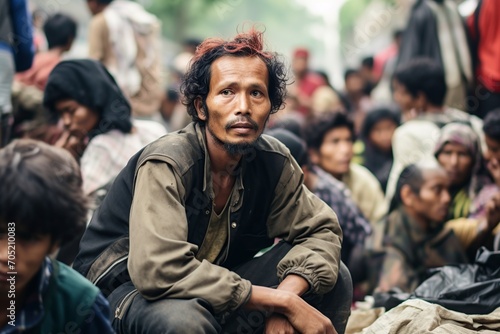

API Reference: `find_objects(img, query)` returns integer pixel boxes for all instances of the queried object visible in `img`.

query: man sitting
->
[74,29,351,334]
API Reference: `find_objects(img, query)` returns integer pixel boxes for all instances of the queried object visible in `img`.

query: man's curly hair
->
[180,28,288,124]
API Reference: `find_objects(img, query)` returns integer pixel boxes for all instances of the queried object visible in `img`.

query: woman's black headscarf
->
[43,59,133,139]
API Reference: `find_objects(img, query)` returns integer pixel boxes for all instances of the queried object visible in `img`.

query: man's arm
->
[128,161,252,316]
[88,14,107,61]
[267,155,343,295]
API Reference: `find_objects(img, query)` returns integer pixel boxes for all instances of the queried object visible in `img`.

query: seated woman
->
[354,106,400,193]
[434,122,492,221]
[43,59,166,197]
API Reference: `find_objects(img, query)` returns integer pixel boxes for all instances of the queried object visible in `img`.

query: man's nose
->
[235,94,251,115]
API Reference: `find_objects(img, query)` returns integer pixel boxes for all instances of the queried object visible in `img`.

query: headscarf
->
[434,122,488,219]
[43,59,133,139]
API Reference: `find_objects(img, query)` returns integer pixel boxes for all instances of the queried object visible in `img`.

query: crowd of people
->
[0,0,500,333]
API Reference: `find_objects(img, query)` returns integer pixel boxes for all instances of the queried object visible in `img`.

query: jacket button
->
[231,222,237,229]
[205,210,210,215]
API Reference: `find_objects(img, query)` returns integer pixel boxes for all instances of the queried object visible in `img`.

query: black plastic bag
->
[374,247,500,314]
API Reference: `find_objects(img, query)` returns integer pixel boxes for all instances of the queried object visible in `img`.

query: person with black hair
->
[16,13,77,90]
[43,59,165,196]
[305,112,386,225]
[385,57,484,206]
[0,139,114,333]
[397,0,473,110]
[484,110,500,187]
[354,106,400,193]
[74,29,349,334]
[268,128,371,269]
[377,162,469,293]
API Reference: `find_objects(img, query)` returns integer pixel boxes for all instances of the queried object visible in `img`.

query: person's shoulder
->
[349,163,378,182]
[48,260,100,303]
[257,133,293,157]
[395,119,440,139]
[89,12,107,30]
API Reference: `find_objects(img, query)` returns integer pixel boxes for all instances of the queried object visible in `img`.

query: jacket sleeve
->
[128,161,252,316]
[267,155,343,295]
[9,0,34,72]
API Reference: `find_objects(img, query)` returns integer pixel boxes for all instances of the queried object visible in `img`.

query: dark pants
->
[108,242,352,334]
[0,113,12,148]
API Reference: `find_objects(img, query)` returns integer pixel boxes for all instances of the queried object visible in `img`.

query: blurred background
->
[26,0,478,89]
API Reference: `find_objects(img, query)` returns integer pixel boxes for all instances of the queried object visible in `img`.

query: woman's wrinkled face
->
[437,142,474,187]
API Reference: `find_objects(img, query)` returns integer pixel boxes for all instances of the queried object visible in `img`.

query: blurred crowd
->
[1,0,500,332]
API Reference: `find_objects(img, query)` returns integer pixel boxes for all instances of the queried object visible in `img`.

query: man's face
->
[485,135,500,163]
[0,230,57,297]
[315,126,353,179]
[345,73,364,96]
[197,56,271,155]
[410,169,451,224]
[292,56,308,77]
[86,0,103,16]
[392,79,419,115]
[437,143,473,187]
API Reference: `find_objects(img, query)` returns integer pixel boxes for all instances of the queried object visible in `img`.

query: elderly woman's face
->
[54,99,99,140]
[437,142,473,187]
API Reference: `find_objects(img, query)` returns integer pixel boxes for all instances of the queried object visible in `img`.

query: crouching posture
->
[74,29,351,334]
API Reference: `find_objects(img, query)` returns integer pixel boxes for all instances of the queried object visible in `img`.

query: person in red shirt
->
[291,48,326,115]
[15,13,77,91]
[468,0,500,119]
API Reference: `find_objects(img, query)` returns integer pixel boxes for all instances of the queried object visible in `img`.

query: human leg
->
[108,281,221,334]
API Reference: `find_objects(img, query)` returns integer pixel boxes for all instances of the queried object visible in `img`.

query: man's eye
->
[251,90,263,97]
[221,89,232,96]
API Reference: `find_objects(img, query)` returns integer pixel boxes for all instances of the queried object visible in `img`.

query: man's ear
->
[194,97,207,121]
[308,149,320,165]
[400,184,416,207]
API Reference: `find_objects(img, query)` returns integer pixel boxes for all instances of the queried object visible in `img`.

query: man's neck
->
[204,128,241,176]
[422,104,445,114]
[403,206,432,233]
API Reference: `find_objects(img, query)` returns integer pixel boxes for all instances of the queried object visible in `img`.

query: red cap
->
[293,48,309,59]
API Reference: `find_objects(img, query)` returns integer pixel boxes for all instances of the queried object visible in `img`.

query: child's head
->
[0,140,88,293]
[361,106,401,153]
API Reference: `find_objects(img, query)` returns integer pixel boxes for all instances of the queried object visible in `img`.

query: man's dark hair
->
[344,69,359,82]
[361,56,374,69]
[0,140,89,243]
[389,164,424,213]
[89,0,114,4]
[393,58,447,106]
[304,112,355,150]
[361,105,401,140]
[43,13,77,49]
[483,109,500,141]
[181,28,288,124]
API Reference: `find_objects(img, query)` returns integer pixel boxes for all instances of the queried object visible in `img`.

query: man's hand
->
[284,293,337,334]
[487,158,500,187]
[265,314,297,334]
[246,286,337,334]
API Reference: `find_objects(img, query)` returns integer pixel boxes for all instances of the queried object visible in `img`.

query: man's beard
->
[203,103,261,156]
[207,124,257,156]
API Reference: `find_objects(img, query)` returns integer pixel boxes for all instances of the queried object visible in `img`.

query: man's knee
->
[122,296,221,334]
